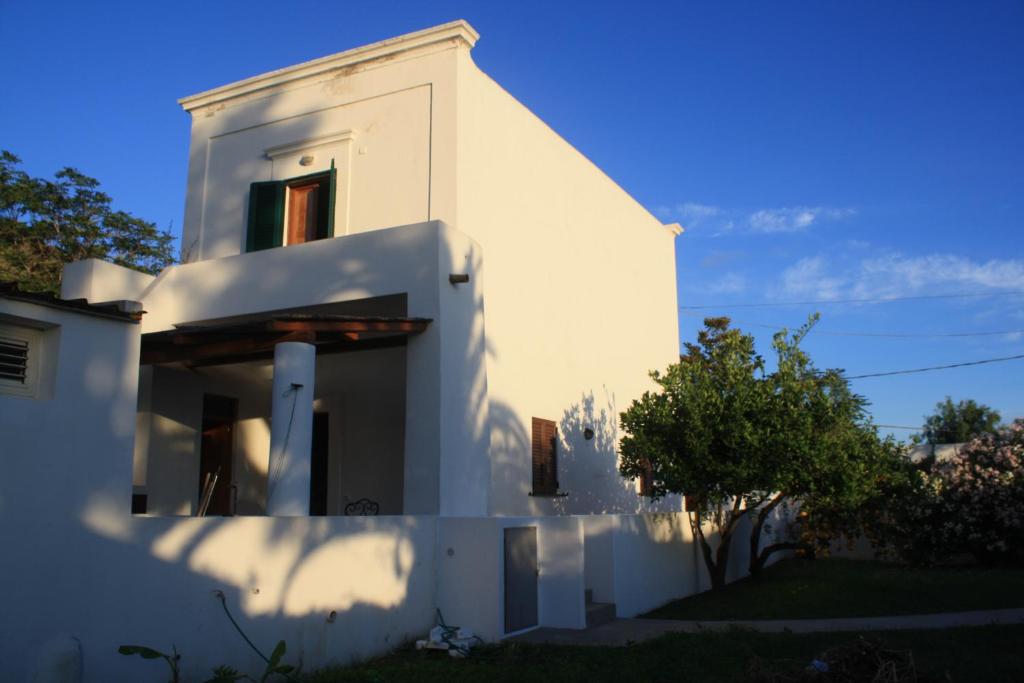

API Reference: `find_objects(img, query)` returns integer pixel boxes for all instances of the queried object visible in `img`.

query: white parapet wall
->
[61,257,157,304]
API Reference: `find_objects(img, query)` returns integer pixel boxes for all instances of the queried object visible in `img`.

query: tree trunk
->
[748,493,787,576]
[689,500,744,591]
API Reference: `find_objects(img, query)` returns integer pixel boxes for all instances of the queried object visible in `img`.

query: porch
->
[134,297,429,517]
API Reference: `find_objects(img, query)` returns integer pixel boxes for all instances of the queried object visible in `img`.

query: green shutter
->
[246,181,284,252]
[322,166,337,239]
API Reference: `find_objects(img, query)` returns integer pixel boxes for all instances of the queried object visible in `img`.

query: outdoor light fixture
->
[584,428,594,440]
[299,154,314,166]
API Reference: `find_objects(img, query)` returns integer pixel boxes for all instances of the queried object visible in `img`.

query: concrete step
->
[586,601,616,628]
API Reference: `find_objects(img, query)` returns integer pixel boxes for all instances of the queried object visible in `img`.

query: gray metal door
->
[504,526,538,633]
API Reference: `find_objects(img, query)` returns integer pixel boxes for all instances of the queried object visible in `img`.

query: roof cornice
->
[179,20,479,113]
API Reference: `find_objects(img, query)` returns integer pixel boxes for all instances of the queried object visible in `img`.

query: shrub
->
[872,419,1023,565]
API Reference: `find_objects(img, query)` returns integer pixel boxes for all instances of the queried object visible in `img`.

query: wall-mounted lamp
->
[449,273,470,285]
[299,154,315,166]
[584,428,594,441]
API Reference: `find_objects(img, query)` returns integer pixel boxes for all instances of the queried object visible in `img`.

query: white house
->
[1,21,768,682]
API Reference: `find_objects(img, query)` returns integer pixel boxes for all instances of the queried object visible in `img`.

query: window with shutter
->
[531,417,559,496]
[246,166,336,252]
[0,323,42,399]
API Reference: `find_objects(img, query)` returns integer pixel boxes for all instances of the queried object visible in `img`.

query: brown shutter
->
[531,417,558,495]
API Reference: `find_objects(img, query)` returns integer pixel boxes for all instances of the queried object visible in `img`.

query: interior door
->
[309,412,329,515]
[504,526,539,633]
[197,394,237,516]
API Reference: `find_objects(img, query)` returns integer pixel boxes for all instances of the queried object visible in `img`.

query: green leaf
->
[268,640,286,668]
[118,645,167,660]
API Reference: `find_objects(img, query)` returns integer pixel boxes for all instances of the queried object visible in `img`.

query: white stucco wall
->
[453,49,682,516]
[62,257,156,303]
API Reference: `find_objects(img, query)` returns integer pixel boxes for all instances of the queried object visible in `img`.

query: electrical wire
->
[680,290,1021,310]
[845,354,1024,379]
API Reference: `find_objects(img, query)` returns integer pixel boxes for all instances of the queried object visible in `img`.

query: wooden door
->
[198,394,237,516]
[504,526,539,633]
[309,412,329,515]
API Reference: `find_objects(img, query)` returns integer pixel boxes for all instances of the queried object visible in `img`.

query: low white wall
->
[611,513,705,617]
[2,512,438,682]
[581,515,616,604]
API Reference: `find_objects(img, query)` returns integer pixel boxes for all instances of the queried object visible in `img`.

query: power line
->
[680,291,1021,310]
[846,354,1024,379]
[679,310,1024,339]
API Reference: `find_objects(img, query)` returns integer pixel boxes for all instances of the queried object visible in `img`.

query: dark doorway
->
[309,412,330,515]
[504,526,539,633]
[197,394,237,516]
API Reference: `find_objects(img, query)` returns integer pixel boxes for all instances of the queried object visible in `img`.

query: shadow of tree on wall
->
[553,391,683,515]
[69,508,436,681]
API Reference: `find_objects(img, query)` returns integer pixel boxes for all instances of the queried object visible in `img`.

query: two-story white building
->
[2,22,756,682]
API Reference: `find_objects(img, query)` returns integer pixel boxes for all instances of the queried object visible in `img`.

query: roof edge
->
[179,20,479,112]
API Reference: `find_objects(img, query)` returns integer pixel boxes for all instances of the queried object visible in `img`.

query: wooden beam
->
[142,330,313,365]
[181,334,408,368]
[268,319,430,334]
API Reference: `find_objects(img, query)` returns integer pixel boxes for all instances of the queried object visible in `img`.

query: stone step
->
[586,601,616,628]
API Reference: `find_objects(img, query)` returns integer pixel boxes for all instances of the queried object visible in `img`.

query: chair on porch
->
[343,498,380,516]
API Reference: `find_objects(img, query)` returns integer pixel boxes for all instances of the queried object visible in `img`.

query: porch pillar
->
[266,341,316,516]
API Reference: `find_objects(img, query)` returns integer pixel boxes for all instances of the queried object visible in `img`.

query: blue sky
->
[2,1,1022,436]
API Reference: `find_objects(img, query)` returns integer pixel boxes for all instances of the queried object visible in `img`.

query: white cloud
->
[779,257,845,300]
[851,253,1024,299]
[662,201,855,235]
[748,206,856,234]
[672,202,722,228]
[706,272,746,294]
[775,251,1024,302]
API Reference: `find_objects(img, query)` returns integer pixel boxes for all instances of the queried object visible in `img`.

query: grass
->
[642,558,1024,621]
[298,625,1024,682]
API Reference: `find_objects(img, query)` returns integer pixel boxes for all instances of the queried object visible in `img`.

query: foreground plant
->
[119,591,296,682]
[118,644,181,683]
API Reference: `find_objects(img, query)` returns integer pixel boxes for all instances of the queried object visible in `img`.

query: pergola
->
[140,314,432,367]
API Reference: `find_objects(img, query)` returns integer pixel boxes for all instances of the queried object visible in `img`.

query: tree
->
[0,150,174,294]
[619,316,891,588]
[619,317,771,589]
[914,397,1001,445]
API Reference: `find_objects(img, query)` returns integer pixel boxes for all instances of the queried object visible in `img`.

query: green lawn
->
[299,626,1024,682]
[642,558,1024,621]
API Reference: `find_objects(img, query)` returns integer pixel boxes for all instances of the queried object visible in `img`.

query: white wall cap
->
[179,20,480,112]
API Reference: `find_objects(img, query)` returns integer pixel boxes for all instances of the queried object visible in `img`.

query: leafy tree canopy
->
[619,315,893,588]
[0,150,174,294]
[915,397,1001,445]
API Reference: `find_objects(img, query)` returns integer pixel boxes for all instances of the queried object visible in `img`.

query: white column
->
[266,341,316,516]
